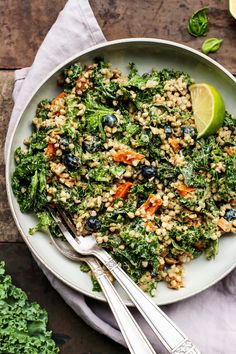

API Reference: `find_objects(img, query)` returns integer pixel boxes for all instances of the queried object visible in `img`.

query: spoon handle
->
[93,248,201,354]
[86,257,156,354]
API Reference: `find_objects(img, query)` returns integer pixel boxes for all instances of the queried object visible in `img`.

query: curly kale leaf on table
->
[0,261,59,354]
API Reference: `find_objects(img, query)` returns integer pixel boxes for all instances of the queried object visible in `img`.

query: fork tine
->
[57,206,78,236]
[48,207,83,254]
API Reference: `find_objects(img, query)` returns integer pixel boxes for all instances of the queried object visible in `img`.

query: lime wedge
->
[189,83,225,138]
[229,0,236,19]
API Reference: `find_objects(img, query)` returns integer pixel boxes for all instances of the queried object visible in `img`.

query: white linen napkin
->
[5,1,236,353]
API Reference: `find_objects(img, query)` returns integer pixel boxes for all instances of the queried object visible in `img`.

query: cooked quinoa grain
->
[12,59,236,295]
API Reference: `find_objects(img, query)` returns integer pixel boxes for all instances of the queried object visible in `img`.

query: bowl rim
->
[5,37,236,305]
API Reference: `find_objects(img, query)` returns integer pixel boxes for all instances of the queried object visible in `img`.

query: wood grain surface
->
[0,0,67,69]
[1,0,236,72]
[0,71,20,242]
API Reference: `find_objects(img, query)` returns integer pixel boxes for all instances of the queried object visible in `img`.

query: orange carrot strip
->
[224,147,234,155]
[141,194,162,215]
[217,217,232,232]
[230,199,236,205]
[112,149,144,165]
[168,137,180,152]
[46,143,56,155]
[114,182,133,199]
[176,184,195,197]
[51,92,67,105]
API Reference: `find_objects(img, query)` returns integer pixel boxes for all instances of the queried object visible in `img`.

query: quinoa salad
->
[12,59,236,295]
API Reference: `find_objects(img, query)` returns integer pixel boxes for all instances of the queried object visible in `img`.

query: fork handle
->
[92,249,201,354]
[85,257,156,354]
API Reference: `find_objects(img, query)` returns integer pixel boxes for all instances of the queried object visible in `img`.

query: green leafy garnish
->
[201,37,223,54]
[84,94,115,140]
[187,6,209,37]
[29,210,54,235]
[12,151,50,213]
[62,62,82,91]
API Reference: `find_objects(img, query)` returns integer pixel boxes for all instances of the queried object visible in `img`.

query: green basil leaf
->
[187,6,209,37]
[201,37,223,54]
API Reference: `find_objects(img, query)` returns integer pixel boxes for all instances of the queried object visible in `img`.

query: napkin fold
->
[5,1,236,353]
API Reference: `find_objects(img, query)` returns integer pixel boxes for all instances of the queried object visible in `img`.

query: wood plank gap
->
[0,67,22,71]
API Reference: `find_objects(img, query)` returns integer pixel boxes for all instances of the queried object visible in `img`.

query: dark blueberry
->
[141,166,157,179]
[164,126,172,136]
[64,153,80,170]
[102,114,118,127]
[60,137,70,149]
[82,141,91,152]
[86,216,100,232]
[181,126,195,137]
[82,136,101,152]
[224,209,236,221]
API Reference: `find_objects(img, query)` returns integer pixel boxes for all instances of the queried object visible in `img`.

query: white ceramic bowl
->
[6,38,236,305]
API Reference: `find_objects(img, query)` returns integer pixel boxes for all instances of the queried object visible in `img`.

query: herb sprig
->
[201,37,223,54]
[188,6,209,37]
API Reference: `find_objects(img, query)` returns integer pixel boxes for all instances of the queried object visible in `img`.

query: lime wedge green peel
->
[229,0,236,19]
[189,83,225,138]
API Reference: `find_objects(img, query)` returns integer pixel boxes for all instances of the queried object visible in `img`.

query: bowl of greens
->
[6,38,236,305]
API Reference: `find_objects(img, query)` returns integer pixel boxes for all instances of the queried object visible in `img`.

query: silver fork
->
[49,234,156,354]
[50,207,201,354]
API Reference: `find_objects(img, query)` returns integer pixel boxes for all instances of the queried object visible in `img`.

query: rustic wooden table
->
[0,0,235,353]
